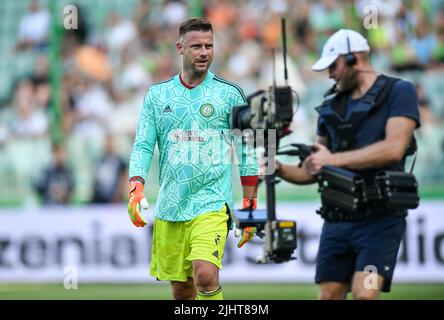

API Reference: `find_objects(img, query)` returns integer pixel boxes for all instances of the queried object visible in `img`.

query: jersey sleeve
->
[129,89,158,180]
[231,89,259,177]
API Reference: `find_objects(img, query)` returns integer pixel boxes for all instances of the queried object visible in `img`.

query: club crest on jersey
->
[200,104,214,117]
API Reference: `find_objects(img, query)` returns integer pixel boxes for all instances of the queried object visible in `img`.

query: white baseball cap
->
[312,29,370,71]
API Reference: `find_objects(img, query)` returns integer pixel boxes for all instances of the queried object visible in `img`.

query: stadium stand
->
[0,0,443,206]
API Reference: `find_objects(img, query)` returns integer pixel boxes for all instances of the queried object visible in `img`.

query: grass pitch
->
[0,283,443,300]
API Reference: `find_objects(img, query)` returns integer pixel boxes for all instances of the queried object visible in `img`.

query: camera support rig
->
[231,18,315,263]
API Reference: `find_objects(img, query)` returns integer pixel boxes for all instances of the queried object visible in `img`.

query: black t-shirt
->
[35,165,74,204]
[92,154,126,203]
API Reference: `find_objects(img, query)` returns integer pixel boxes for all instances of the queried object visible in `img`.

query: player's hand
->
[235,226,256,248]
[235,197,258,248]
[128,181,149,227]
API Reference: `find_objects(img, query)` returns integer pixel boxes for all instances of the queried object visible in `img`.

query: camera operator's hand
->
[259,160,281,181]
[306,143,336,175]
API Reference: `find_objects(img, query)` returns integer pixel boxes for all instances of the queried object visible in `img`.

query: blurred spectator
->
[309,0,345,33]
[32,55,49,84]
[395,2,417,37]
[105,12,138,52]
[91,134,127,203]
[35,144,74,204]
[416,83,435,122]
[161,0,187,27]
[134,0,155,48]
[116,48,151,92]
[109,89,142,140]
[15,0,49,51]
[433,29,444,64]
[31,55,51,110]
[75,46,113,82]
[409,16,438,65]
[10,96,48,138]
[292,1,311,47]
[432,9,444,65]
[206,0,237,31]
[262,13,282,49]
[390,29,421,72]
[71,76,114,136]
[10,78,48,138]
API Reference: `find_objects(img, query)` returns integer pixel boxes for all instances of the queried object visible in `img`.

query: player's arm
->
[127,89,158,227]
[237,174,259,248]
[241,176,258,208]
[231,87,260,247]
[235,105,259,208]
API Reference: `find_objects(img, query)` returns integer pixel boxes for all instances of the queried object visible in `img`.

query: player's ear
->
[176,42,183,55]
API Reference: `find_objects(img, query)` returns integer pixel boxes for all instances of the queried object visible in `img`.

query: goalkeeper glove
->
[128,180,149,227]
[235,197,258,248]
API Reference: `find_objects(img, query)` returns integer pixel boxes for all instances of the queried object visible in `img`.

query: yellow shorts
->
[149,205,229,282]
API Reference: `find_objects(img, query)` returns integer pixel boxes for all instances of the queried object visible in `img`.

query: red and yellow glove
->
[128,178,149,227]
[235,197,258,248]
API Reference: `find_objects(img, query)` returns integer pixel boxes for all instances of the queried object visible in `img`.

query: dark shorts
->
[315,216,406,292]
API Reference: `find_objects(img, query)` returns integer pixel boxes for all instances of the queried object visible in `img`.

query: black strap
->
[345,75,397,131]
[409,151,418,173]
[316,75,400,151]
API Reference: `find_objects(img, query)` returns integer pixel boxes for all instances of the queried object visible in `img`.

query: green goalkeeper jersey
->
[129,71,258,221]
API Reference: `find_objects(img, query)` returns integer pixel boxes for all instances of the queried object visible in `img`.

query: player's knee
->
[352,289,379,300]
[194,268,218,291]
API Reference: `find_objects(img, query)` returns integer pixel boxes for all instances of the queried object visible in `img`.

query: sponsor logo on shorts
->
[212,250,219,259]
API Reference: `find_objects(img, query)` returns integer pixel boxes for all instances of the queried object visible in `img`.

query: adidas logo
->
[163,105,172,113]
[212,250,219,259]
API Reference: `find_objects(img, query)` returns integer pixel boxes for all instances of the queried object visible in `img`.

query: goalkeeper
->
[128,18,258,300]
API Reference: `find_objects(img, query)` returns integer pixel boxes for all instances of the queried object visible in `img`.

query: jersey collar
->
[176,71,214,90]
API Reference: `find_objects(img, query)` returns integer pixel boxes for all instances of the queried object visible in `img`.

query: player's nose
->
[199,48,208,57]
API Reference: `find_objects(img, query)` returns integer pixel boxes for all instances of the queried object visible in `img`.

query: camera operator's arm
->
[306,116,417,174]
[277,136,328,184]
[277,162,315,184]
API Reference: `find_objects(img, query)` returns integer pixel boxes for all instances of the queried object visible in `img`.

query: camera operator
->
[275,29,420,300]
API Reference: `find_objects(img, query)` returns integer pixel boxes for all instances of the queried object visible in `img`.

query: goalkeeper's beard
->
[185,60,210,78]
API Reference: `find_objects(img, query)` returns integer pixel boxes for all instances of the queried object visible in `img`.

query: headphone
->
[344,31,357,66]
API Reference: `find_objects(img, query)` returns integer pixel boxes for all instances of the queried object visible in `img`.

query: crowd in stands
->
[1,0,443,206]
